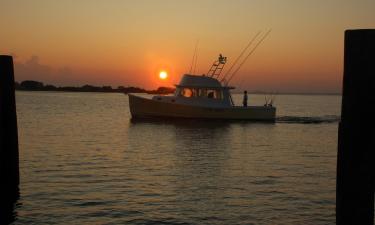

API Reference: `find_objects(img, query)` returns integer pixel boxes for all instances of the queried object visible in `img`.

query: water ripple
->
[13,92,339,225]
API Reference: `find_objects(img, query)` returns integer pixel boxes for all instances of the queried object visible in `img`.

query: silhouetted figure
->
[243,91,248,107]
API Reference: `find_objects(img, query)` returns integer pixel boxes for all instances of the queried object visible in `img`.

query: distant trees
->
[80,85,101,92]
[14,80,175,94]
[19,80,44,90]
[44,84,57,91]
[147,87,175,94]
[101,86,112,91]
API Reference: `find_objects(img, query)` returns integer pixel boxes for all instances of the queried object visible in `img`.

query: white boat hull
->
[129,94,276,121]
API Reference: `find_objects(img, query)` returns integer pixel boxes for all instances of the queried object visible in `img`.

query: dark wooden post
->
[337,30,375,225]
[0,55,20,199]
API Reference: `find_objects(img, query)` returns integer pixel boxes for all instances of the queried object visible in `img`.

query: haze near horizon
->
[1,0,374,93]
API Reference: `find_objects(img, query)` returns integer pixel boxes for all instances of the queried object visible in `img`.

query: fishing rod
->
[264,92,277,106]
[193,40,199,74]
[221,31,261,83]
[189,39,199,74]
[226,29,272,85]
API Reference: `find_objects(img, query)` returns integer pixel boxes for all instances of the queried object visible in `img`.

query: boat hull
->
[128,94,276,121]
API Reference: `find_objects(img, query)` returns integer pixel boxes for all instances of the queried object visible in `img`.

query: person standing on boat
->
[243,91,248,107]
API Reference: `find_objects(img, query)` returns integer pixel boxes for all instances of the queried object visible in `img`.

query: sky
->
[1,0,374,93]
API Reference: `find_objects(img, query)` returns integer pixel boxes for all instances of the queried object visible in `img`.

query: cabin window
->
[198,89,206,97]
[175,87,223,99]
[175,88,182,96]
[175,88,188,97]
[216,90,223,99]
[191,88,198,97]
[175,88,196,97]
[206,89,223,99]
[181,88,193,97]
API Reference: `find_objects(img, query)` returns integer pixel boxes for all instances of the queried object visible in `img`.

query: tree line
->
[15,80,175,94]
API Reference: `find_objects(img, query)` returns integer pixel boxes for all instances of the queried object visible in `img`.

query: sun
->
[159,71,168,80]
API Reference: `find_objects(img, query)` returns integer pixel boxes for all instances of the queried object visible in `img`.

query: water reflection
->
[128,118,236,220]
[170,123,233,216]
[13,92,340,224]
[127,119,282,222]
[130,117,274,127]
[130,117,231,127]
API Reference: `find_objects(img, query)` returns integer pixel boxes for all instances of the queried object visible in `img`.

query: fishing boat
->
[129,52,276,121]
[128,78,275,121]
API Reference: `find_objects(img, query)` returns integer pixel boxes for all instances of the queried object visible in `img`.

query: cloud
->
[12,55,126,87]
[14,55,53,83]
[13,55,81,86]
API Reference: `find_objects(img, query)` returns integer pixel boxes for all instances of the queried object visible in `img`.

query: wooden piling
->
[0,55,20,199]
[337,30,375,225]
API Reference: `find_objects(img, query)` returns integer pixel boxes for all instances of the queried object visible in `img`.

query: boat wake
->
[276,115,340,124]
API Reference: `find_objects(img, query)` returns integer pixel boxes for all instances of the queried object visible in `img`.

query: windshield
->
[175,87,223,99]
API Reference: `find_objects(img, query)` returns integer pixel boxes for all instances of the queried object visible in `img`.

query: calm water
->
[12,91,340,224]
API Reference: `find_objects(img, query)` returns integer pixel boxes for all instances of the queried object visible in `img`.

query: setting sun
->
[159,71,168,80]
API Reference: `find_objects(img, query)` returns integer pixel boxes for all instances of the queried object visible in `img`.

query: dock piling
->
[0,55,20,203]
[337,30,375,225]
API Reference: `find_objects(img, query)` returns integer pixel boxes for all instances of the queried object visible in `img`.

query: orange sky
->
[1,0,374,93]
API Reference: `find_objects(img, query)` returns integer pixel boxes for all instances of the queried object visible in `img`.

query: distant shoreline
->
[16,89,341,96]
[15,80,175,95]
[15,80,341,96]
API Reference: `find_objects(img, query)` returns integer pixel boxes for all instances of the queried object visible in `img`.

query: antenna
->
[221,31,261,83]
[189,39,199,74]
[226,29,272,85]
[193,40,199,74]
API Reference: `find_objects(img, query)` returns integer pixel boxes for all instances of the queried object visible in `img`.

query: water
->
[12,91,340,224]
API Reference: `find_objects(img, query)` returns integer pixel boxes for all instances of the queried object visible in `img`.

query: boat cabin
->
[152,74,235,108]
